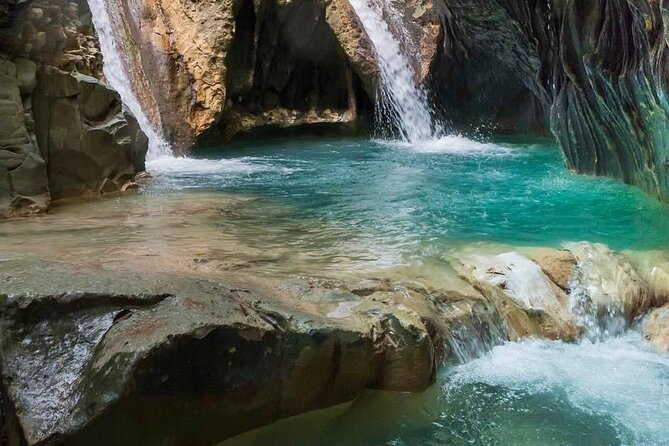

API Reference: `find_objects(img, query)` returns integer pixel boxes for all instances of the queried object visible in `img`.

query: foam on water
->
[449,332,669,444]
[382,135,515,155]
[147,156,284,176]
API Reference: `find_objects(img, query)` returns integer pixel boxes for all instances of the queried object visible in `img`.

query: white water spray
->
[348,0,438,142]
[87,0,172,160]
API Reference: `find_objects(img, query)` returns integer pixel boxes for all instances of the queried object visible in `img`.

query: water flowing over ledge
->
[86,0,172,160]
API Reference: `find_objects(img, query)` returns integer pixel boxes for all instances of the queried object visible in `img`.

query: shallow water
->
[145,136,669,446]
[148,135,669,260]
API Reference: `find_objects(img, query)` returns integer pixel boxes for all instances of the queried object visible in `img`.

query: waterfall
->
[87,0,172,160]
[348,0,439,142]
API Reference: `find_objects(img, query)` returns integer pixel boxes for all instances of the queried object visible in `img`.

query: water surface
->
[148,135,669,259]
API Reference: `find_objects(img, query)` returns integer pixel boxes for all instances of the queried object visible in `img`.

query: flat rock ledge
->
[0,261,502,446]
[2,241,668,445]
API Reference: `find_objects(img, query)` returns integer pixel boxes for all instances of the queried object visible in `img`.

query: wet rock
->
[623,250,669,307]
[31,66,148,199]
[0,261,495,445]
[530,248,577,291]
[566,242,656,324]
[455,251,579,341]
[644,303,669,351]
[434,0,669,200]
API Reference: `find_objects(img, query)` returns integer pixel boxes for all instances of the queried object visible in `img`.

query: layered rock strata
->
[434,0,669,200]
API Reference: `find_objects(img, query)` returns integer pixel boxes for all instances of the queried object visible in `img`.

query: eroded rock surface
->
[0,0,148,215]
[0,58,49,217]
[455,251,579,340]
[434,0,669,200]
[454,243,668,342]
[0,261,503,445]
[32,66,147,199]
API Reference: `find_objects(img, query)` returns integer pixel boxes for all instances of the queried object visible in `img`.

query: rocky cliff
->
[433,0,669,200]
[0,0,147,217]
[98,0,669,200]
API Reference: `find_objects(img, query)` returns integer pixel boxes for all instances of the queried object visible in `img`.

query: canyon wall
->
[0,0,147,217]
[99,0,669,200]
[2,0,669,201]
[433,0,669,200]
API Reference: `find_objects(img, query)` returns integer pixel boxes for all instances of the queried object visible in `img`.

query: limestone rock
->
[434,0,669,200]
[530,248,577,291]
[0,264,505,445]
[32,66,147,199]
[566,242,655,324]
[644,303,669,351]
[0,0,103,77]
[455,251,579,341]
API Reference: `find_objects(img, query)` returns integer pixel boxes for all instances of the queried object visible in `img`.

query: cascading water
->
[348,0,439,142]
[86,0,172,160]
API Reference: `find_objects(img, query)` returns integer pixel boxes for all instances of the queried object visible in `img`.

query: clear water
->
[145,136,669,445]
[147,136,669,257]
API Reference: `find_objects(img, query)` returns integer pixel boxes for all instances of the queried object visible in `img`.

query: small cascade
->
[443,303,509,364]
[568,267,626,342]
[87,0,172,160]
[348,0,438,142]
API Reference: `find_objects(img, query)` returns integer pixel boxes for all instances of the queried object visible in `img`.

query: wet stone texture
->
[0,260,501,446]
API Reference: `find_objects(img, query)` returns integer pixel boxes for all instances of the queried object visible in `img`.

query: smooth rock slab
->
[0,262,500,445]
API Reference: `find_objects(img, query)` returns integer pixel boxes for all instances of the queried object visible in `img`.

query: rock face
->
[0,262,504,445]
[0,0,102,77]
[102,0,443,151]
[433,0,669,200]
[0,0,148,216]
[0,58,49,217]
[32,66,147,199]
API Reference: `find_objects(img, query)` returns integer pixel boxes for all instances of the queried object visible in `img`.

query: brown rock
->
[531,248,577,290]
[644,304,669,351]
[454,251,580,341]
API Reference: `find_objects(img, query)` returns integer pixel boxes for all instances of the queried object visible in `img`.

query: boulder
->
[454,251,579,341]
[644,303,669,351]
[31,66,147,199]
[0,260,507,445]
[0,58,50,217]
[566,242,655,325]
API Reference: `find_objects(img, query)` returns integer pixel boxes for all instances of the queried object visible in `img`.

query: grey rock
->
[32,66,148,199]
[0,58,50,217]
